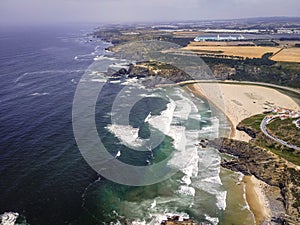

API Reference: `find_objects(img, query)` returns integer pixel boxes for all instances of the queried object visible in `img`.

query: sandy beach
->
[243,175,271,225]
[190,82,300,142]
[189,82,300,224]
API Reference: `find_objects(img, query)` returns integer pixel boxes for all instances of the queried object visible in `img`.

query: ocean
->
[0,25,254,225]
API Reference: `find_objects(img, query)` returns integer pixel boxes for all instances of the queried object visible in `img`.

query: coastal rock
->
[210,138,300,224]
[236,126,257,138]
[160,216,198,225]
[112,68,128,76]
[128,62,194,84]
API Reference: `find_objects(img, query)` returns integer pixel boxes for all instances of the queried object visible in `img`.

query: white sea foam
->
[107,124,145,148]
[173,99,192,120]
[242,182,253,213]
[146,100,176,135]
[30,92,50,96]
[106,85,226,219]
[90,78,108,83]
[115,150,121,158]
[71,79,77,84]
[93,55,128,62]
[188,113,202,121]
[177,185,196,196]
[108,63,129,71]
[108,80,121,84]
[93,55,118,61]
[15,70,84,83]
[131,212,190,225]
[195,148,226,211]
[216,191,227,210]
[139,93,159,98]
[121,78,146,87]
[198,117,219,139]
[132,220,146,225]
[150,200,156,209]
[0,212,19,225]
[205,214,219,225]
[202,175,222,185]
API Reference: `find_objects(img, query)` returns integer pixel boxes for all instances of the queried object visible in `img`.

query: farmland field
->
[183,45,280,58]
[271,48,300,63]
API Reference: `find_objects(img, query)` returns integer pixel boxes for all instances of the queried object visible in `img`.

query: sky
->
[0,0,299,25]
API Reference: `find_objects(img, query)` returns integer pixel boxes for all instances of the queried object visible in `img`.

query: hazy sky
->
[0,0,299,25]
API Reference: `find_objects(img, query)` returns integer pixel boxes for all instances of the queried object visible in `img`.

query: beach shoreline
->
[187,81,300,224]
[243,175,271,225]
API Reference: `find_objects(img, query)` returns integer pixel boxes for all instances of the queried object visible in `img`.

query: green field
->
[238,114,300,165]
[267,118,300,147]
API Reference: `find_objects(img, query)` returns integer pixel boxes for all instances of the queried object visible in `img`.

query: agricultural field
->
[183,45,280,59]
[188,41,255,46]
[271,48,300,63]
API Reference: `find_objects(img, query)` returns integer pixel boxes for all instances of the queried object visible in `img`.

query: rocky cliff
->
[210,138,300,224]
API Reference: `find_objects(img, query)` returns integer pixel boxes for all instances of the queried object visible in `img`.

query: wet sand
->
[188,82,298,224]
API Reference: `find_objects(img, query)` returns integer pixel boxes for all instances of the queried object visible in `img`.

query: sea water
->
[0,25,254,225]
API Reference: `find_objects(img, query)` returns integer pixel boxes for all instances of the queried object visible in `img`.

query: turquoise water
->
[75,63,255,224]
[0,26,255,225]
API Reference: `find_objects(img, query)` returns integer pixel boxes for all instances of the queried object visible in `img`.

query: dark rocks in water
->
[195,139,209,148]
[108,77,121,82]
[106,67,118,76]
[160,215,198,225]
[112,68,128,77]
[127,63,134,74]
[127,74,147,79]
[136,74,147,79]
[118,68,128,75]
[127,74,137,78]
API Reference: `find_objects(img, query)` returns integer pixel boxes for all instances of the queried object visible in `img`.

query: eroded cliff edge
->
[209,121,300,224]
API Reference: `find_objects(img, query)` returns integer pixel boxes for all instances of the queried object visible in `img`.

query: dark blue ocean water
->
[0,25,111,225]
[0,25,255,225]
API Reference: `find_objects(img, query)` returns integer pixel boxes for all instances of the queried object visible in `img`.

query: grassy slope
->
[238,114,300,166]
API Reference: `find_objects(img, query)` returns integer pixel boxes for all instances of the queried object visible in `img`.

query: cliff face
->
[236,126,257,138]
[211,138,300,224]
[130,62,193,83]
[216,139,285,186]
[110,61,195,87]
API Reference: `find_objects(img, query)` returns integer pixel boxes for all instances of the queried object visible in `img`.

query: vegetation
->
[238,114,300,165]
[94,27,300,88]
[203,55,300,87]
[238,114,265,131]
[287,168,300,209]
[253,40,279,47]
[267,118,300,147]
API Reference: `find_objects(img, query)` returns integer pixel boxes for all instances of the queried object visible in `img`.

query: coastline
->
[242,175,271,225]
[187,82,300,224]
[188,82,300,141]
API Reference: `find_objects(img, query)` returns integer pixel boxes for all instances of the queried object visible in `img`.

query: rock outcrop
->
[210,138,300,224]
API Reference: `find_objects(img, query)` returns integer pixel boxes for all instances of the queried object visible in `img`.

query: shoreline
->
[242,175,271,225]
[188,82,300,141]
[187,81,300,224]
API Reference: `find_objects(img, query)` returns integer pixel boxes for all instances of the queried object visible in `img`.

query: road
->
[260,117,300,151]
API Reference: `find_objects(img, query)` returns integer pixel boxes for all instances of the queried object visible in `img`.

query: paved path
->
[260,117,300,151]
